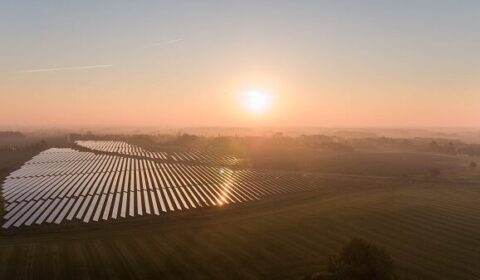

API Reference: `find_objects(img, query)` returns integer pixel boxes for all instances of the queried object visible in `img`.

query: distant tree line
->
[0,140,48,152]
[75,132,480,157]
[71,133,355,155]
[71,133,480,174]
[0,131,25,139]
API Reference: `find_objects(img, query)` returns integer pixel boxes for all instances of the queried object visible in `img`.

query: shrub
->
[327,238,396,280]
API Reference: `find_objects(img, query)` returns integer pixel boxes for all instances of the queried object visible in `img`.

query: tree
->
[303,272,328,280]
[327,238,396,280]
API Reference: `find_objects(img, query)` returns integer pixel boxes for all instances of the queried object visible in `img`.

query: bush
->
[327,238,396,280]
[470,162,477,169]
[303,272,328,280]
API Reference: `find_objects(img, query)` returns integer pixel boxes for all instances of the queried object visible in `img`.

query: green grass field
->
[1,173,479,279]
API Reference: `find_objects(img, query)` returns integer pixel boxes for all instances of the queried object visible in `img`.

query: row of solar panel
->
[75,140,240,165]
[10,154,163,178]
[4,172,313,229]
[25,148,99,165]
[9,151,243,179]
[2,148,315,228]
[3,162,279,205]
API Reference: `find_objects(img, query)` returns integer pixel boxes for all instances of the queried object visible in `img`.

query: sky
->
[1,0,479,128]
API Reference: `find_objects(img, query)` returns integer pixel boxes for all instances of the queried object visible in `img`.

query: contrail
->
[140,38,184,49]
[19,38,183,73]
[22,64,113,73]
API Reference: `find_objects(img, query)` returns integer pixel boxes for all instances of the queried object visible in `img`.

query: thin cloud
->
[22,64,113,73]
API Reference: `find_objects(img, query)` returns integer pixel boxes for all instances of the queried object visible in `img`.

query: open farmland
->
[1,175,480,279]
[1,141,480,279]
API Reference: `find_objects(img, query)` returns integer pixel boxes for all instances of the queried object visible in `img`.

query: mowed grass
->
[1,175,480,280]
[250,151,470,177]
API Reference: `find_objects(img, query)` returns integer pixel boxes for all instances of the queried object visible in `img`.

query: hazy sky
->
[1,0,479,128]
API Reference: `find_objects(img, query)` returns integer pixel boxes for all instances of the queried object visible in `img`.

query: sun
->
[243,90,272,114]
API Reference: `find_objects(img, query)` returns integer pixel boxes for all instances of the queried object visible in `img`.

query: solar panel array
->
[2,147,316,229]
[76,140,240,165]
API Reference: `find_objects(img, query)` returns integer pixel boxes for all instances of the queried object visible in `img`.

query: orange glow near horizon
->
[1,2,480,128]
[1,76,479,128]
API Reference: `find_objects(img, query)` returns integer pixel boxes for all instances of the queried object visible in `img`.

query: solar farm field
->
[2,145,314,229]
[1,141,480,279]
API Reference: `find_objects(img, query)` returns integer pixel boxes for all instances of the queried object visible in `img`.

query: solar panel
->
[55,198,75,224]
[93,194,106,221]
[111,192,121,219]
[2,142,313,228]
[102,194,114,220]
[36,198,60,225]
[83,195,99,223]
